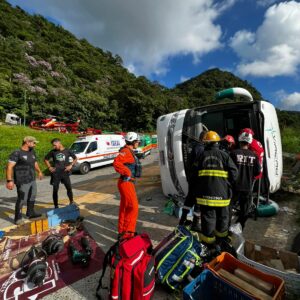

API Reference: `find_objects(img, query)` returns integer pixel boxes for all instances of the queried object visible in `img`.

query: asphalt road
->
[0,149,177,299]
[0,150,159,229]
[1,149,299,299]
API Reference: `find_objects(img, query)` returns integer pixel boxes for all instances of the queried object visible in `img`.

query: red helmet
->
[223,135,235,144]
[240,128,254,136]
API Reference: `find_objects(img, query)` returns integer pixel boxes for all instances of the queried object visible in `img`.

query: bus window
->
[201,111,224,136]
[224,110,252,141]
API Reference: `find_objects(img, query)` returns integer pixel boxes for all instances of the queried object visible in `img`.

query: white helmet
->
[238,131,253,144]
[125,132,140,143]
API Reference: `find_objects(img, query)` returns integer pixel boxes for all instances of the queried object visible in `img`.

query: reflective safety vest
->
[113,146,142,181]
[125,154,142,178]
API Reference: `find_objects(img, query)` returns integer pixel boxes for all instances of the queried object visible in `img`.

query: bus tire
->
[80,162,90,175]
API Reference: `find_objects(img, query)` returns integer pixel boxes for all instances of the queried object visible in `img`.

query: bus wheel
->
[80,162,90,175]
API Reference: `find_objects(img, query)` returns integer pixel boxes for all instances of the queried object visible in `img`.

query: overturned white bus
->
[157,87,282,200]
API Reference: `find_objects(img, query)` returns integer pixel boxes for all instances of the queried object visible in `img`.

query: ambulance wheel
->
[80,162,90,175]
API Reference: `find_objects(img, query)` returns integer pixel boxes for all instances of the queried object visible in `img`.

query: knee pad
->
[42,234,64,255]
[21,246,48,287]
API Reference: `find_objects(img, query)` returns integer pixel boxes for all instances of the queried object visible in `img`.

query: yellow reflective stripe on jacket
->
[198,170,228,178]
[215,230,229,238]
[196,198,230,207]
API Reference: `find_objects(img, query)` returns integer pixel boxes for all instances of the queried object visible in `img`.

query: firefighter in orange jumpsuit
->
[113,132,142,235]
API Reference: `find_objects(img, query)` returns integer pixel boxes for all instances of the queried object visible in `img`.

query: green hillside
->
[0,0,267,132]
[0,125,76,178]
[173,68,262,108]
[0,0,299,156]
[0,0,175,131]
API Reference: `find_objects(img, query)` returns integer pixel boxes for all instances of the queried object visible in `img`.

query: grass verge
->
[0,125,76,180]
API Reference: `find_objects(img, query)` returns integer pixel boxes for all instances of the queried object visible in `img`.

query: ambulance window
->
[86,141,97,153]
[70,142,88,154]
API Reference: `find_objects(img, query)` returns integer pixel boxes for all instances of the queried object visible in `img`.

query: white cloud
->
[230,1,300,77]
[126,64,136,75]
[8,0,236,76]
[180,76,190,83]
[276,90,300,111]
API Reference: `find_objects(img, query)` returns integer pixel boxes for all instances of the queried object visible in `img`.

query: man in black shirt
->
[6,136,43,225]
[44,138,77,208]
[230,131,260,229]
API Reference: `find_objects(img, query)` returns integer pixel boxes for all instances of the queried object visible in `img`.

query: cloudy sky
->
[8,0,300,111]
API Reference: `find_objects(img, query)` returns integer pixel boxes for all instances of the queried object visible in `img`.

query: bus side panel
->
[157,110,188,198]
[260,101,282,193]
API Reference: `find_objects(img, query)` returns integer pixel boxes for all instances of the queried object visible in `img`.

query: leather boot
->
[26,202,42,219]
[191,216,201,232]
[179,208,189,225]
[14,205,23,225]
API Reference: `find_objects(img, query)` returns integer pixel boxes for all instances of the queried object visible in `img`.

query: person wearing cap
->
[220,135,235,153]
[44,138,78,208]
[193,131,238,248]
[6,136,43,225]
[230,131,260,229]
[240,128,264,179]
[113,132,142,235]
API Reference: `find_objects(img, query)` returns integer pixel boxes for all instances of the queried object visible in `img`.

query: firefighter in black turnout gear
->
[194,131,238,247]
[179,130,207,231]
[230,131,260,230]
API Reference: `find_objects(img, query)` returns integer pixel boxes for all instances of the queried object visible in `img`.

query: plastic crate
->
[235,234,300,298]
[183,269,253,300]
[47,204,80,227]
[208,252,285,300]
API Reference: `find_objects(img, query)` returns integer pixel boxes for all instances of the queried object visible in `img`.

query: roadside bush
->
[281,127,300,154]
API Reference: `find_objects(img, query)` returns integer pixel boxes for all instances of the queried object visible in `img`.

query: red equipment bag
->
[96,233,155,300]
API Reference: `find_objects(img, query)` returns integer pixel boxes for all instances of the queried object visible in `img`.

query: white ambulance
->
[157,87,282,199]
[70,134,126,174]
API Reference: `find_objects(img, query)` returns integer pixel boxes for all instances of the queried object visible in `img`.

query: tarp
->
[0,229,104,300]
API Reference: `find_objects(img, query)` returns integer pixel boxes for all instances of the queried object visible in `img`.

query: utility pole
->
[23,90,26,126]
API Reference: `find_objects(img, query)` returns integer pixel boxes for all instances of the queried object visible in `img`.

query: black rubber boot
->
[216,235,237,257]
[26,202,42,219]
[14,209,23,225]
[179,208,189,225]
[191,216,201,232]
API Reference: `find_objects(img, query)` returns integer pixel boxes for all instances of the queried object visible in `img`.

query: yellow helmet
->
[203,131,221,142]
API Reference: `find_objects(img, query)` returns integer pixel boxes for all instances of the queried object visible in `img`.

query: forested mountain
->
[0,0,174,131]
[174,68,262,108]
[0,0,291,132]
